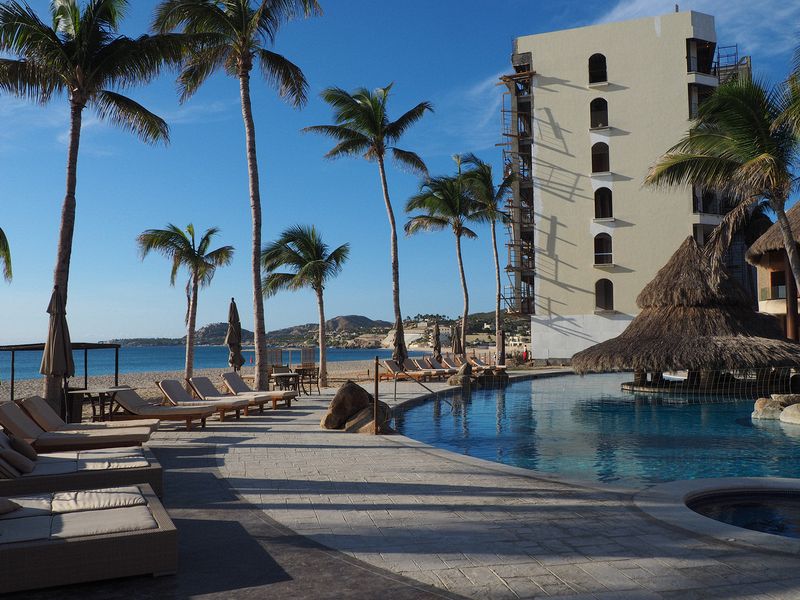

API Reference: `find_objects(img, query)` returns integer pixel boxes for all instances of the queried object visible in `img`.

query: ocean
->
[0,346,424,382]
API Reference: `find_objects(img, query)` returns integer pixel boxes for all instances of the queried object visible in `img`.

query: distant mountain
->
[104,315,391,347]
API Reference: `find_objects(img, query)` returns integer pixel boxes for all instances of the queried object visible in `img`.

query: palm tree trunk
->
[773,202,800,324]
[490,220,503,364]
[44,100,83,404]
[185,275,199,390]
[316,288,327,388]
[377,156,404,344]
[238,70,268,391]
[455,233,469,355]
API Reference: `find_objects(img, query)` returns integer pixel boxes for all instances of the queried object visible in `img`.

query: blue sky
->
[1,0,798,343]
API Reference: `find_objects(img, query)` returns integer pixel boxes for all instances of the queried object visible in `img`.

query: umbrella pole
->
[373,356,379,435]
[62,376,69,422]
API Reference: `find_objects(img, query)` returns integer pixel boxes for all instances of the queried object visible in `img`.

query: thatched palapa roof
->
[746,203,800,267]
[572,237,800,373]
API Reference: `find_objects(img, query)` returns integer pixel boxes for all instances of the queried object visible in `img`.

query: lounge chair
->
[0,484,176,594]
[441,356,461,370]
[382,359,425,381]
[0,430,163,496]
[18,396,159,433]
[216,373,297,410]
[0,402,152,452]
[157,379,248,421]
[113,387,213,430]
[403,359,437,381]
[414,358,450,379]
[189,376,295,412]
[426,357,458,375]
[468,356,507,371]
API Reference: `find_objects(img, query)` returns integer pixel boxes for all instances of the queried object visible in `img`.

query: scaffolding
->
[715,44,750,83]
[499,55,535,316]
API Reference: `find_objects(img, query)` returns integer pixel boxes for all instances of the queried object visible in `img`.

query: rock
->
[319,381,372,429]
[780,403,800,425]
[344,401,393,434]
[770,394,800,407]
[448,362,473,386]
[752,399,787,420]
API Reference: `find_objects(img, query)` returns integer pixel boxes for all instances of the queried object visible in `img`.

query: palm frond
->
[385,100,433,142]
[0,227,12,282]
[0,58,62,103]
[93,90,169,144]
[251,0,322,44]
[404,215,449,236]
[261,271,299,297]
[391,147,427,176]
[256,48,307,107]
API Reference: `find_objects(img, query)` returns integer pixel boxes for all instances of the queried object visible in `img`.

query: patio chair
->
[403,359,437,381]
[190,376,295,412]
[440,356,460,370]
[220,372,296,409]
[469,356,507,371]
[426,357,458,375]
[270,365,300,393]
[0,430,164,496]
[383,360,425,381]
[0,402,152,452]
[17,396,159,434]
[157,380,248,422]
[113,387,213,430]
[414,358,449,379]
[0,484,176,594]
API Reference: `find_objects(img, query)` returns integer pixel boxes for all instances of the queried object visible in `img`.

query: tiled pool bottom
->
[394,373,800,486]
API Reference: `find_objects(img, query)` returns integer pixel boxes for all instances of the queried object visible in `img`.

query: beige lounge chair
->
[469,356,507,371]
[0,484,176,594]
[193,375,295,411]
[0,430,163,496]
[0,402,152,452]
[403,358,438,381]
[414,358,450,379]
[441,356,461,370]
[113,387,213,430]
[382,359,426,381]
[426,357,458,375]
[157,379,248,421]
[18,396,159,433]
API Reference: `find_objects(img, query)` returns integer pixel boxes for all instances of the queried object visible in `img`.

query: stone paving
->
[145,371,800,599]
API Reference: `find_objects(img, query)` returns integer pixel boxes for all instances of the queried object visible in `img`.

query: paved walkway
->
[143,371,800,599]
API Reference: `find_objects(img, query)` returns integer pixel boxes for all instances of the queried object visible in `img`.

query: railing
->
[594,252,613,265]
[760,286,787,301]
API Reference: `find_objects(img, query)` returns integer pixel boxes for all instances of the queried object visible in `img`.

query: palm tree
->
[153,0,320,391]
[461,153,514,364]
[137,224,234,384]
[0,227,10,282]
[0,0,184,402]
[645,75,800,288]
[405,168,479,355]
[261,225,349,387]
[304,84,432,361]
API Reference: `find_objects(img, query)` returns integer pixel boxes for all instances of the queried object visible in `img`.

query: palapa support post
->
[373,356,379,435]
[785,253,798,340]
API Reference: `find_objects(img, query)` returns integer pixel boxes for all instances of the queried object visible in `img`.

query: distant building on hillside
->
[500,10,752,361]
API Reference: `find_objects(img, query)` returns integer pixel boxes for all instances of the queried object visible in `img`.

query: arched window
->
[589,53,607,84]
[594,188,613,218]
[595,279,614,310]
[590,98,609,128]
[594,233,612,264]
[591,142,610,173]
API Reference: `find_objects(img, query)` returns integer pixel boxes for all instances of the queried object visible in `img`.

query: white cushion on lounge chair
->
[0,495,51,520]
[52,505,157,539]
[78,455,150,470]
[23,458,77,476]
[19,396,159,432]
[159,379,248,410]
[52,487,146,514]
[221,372,251,394]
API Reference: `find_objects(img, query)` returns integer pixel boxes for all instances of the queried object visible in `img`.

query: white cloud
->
[598,0,800,58]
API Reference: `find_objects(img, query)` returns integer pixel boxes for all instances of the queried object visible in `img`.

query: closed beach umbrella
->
[433,322,442,362]
[391,317,408,364]
[40,286,74,419]
[452,321,463,356]
[224,298,245,372]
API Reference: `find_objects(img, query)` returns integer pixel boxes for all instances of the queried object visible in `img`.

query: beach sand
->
[0,359,379,403]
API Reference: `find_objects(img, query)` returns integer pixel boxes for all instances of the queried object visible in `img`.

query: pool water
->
[394,373,800,486]
[689,492,800,538]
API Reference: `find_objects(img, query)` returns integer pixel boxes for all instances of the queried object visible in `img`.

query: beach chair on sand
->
[219,372,296,409]
[17,396,159,434]
[190,376,294,412]
[0,402,152,452]
[157,380,248,422]
[113,388,213,430]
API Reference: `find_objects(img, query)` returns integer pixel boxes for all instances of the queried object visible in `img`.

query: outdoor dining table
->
[67,386,133,422]
[270,372,300,394]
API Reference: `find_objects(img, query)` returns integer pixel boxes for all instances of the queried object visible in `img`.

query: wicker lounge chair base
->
[0,484,176,594]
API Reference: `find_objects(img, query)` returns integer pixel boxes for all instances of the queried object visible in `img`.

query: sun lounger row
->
[382,356,506,381]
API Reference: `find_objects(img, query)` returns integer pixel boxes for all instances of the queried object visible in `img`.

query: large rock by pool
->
[752,394,800,421]
[320,381,393,434]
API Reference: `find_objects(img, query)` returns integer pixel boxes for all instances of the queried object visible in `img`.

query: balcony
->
[760,286,787,301]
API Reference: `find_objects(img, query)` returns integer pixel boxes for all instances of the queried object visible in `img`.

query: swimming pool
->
[394,373,800,486]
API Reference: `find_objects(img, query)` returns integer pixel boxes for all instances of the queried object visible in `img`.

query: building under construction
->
[500,10,752,360]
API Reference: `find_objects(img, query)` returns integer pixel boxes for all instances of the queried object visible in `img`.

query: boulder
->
[344,401,393,434]
[447,362,473,386]
[780,403,800,425]
[320,381,372,430]
[752,399,787,420]
[770,394,800,407]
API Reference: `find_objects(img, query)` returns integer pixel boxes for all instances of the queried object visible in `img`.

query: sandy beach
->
[0,358,380,403]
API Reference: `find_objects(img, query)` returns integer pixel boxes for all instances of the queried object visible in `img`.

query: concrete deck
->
[16,370,800,598]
